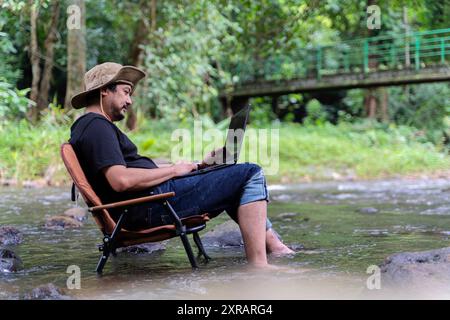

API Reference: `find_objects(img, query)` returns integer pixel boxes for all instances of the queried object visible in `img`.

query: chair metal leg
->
[163,200,199,269]
[95,210,127,273]
[179,229,198,269]
[193,232,211,261]
[96,250,110,274]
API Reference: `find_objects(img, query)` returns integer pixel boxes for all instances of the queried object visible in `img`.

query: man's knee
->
[241,163,263,180]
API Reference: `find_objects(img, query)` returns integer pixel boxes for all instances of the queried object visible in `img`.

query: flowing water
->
[1,178,450,299]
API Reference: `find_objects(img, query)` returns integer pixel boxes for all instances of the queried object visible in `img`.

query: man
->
[69,62,293,268]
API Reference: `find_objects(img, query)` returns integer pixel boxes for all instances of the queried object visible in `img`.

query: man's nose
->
[126,95,132,105]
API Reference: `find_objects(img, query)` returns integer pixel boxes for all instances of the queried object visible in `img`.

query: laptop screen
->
[222,105,250,164]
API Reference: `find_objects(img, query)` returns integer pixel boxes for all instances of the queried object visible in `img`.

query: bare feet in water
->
[266,228,295,256]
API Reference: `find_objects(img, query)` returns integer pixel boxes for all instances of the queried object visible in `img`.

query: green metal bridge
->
[220,28,450,100]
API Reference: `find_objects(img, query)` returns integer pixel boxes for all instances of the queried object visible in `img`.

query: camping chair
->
[60,143,211,274]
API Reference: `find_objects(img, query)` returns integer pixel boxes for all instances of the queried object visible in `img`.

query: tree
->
[28,0,41,121]
[125,0,157,130]
[27,0,61,122]
[64,0,86,112]
[37,1,60,112]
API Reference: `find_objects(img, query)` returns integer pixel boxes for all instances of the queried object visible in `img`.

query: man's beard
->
[113,105,127,121]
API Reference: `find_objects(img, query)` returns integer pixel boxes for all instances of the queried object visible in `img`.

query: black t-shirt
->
[69,113,158,207]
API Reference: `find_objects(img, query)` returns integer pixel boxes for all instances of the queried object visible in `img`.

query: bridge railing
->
[227,28,450,84]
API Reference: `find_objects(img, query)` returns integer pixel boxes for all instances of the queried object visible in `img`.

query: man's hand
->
[172,160,198,176]
[199,147,224,169]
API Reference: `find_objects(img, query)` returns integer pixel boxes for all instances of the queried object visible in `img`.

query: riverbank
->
[1,119,449,187]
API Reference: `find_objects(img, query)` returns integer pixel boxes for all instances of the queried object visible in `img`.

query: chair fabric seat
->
[116,214,210,246]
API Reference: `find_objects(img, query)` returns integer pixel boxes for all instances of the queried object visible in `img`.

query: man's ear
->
[100,88,108,98]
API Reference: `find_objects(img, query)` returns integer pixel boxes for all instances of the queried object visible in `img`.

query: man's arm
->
[103,162,196,193]
[156,163,173,168]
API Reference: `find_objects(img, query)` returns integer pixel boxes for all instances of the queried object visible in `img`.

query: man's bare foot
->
[266,229,295,256]
[246,262,286,271]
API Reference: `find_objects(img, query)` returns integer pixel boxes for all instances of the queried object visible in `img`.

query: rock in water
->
[63,207,88,222]
[358,207,379,214]
[0,226,23,245]
[44,216,83,230]
[23,284,71,300]
[119,241,167,254]
[277,212,298,219]
[0,248,23,273]
[202,221,243,247]
[380,247,450,289]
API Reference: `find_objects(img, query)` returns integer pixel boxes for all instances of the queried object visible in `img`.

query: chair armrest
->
[88,192,175,212]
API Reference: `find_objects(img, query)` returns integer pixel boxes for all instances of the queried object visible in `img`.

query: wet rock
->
[277,212,298,219]
[119,241,167,254]
[0,248,23,272]
[0,226,23,245]
[0,178,18,186]
[277,212,310,223]
[353,228,388,237]
[358,207,379,215]
[63,207,88,222]
[22,179,48,188]
[380,247,450,288]
[44,215,83,230]
[23,284,71,300]
[272,194,294,202]
[420,206,450,215]
[202,221,243,247]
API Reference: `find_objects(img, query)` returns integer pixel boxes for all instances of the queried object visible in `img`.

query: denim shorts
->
[122,163,273,231]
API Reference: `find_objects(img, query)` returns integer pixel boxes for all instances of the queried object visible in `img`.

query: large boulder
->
[202,221,243,247]
[380,247,450,290]
[0,248,23,273]
[44,215,83,230]
[0,226,23,245]
[63,207,88,222]
[23,283,71,300]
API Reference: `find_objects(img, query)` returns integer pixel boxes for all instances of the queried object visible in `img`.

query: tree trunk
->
[380,87,389,122]
[363,0,378,120]
[403,6,410,101]
[64,0,86,111]
[38,1,60,114]
[403,6,410,69]
[365,88,377,119]
[28,0,41,122]
[126,0,156,130]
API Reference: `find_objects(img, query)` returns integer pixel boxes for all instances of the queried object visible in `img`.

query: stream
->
[1,178,450,299]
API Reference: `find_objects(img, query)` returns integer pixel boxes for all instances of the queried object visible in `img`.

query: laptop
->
[176,105,251,178]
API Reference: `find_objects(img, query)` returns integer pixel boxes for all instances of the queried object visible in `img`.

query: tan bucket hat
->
[70,62,146,109]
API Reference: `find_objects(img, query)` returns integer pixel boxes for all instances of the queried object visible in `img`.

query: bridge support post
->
[363,40,369,73]
[316,47,322,80]
[415,35,421,70]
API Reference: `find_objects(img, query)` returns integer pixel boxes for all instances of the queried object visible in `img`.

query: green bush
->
[0,79,33,121]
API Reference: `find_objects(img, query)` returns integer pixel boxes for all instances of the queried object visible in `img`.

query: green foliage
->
[304,98,327,125]
[389,83,450,130]
[388,83,450,145]
[0,119,69,181]
[276,120,449,181]
[0,79,33,120]
[0,0,449,183]
[141,0,238,120]
[248,96,278,126]
[0,10,21,83]
[1,117,448,183]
